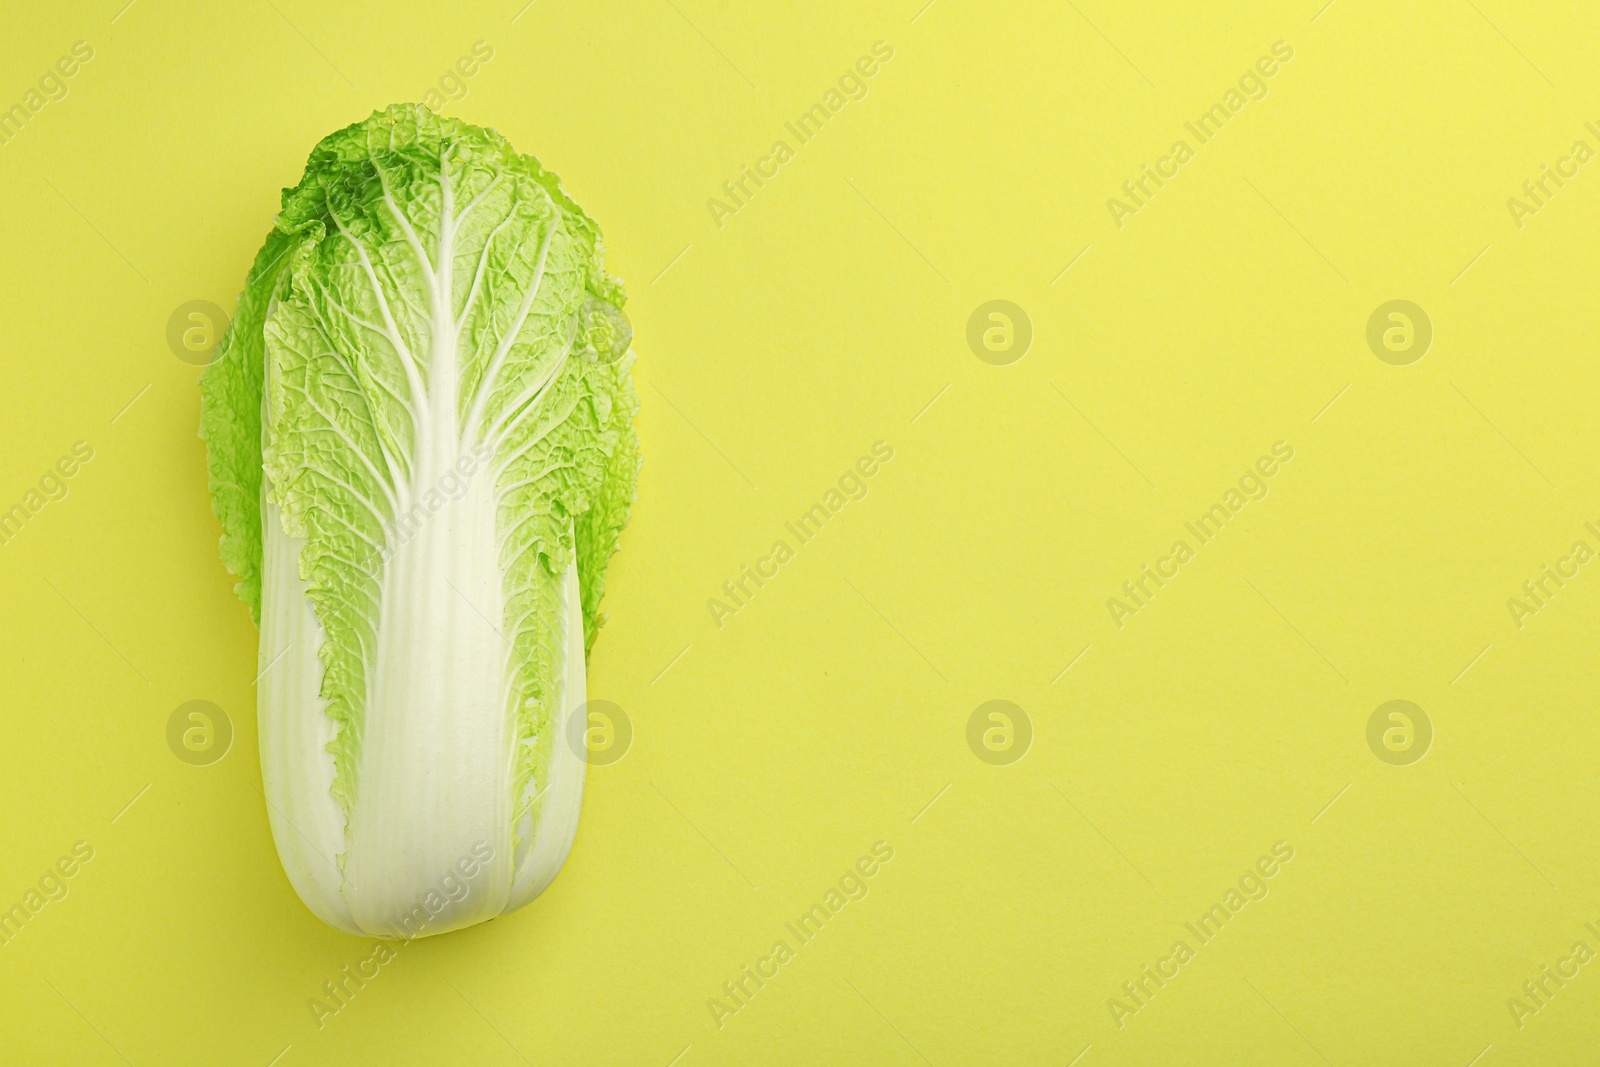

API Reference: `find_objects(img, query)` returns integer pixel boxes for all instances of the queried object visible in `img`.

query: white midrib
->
[419,152,459,493]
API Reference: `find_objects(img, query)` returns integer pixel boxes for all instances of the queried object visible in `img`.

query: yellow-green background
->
[2,0,1598,1063]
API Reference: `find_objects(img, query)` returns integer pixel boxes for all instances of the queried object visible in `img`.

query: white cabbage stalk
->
[200,106,638,937]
